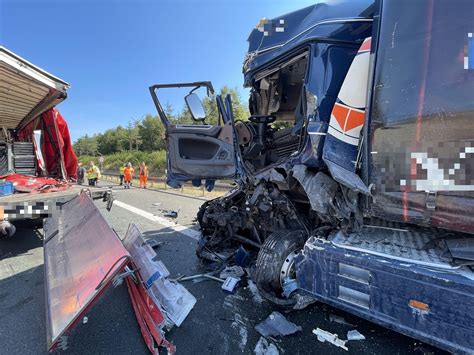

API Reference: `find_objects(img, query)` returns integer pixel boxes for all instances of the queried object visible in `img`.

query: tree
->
[139,114,165,151]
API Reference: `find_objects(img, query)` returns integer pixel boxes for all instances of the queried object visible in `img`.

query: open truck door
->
[149,82,237,187]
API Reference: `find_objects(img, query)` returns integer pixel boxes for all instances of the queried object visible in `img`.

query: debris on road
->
[222,276,240,292]
[255,311,302,337]
[254,336,279,355]
[123,223,196,327]
[163,208,180,218]
[152,202,162,206]
[176,273,224,283]
[247,280,264,304]
[347,329,366,341]
[312,328,348,351]
[329,314,356,327]
[220,265,245,279]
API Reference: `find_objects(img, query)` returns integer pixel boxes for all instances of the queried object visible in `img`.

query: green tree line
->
[73,86,249,156]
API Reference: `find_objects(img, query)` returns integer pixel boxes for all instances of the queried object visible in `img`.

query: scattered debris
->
[247,280,264,304]
[163,208,180,218]
[329,314,356,327]
[123,223,196,327]
[234,246,251,267]
[255,311,302,337]
[281,279,298,298]
[312,328,348,351]
[347,329,366,341]
[292,293,317,310]
[232,313,248,351]
[177,273,224,283]
[82,316,88,324]
[222,277,240,292]
[254,337,279,355]
[220,265,246,279]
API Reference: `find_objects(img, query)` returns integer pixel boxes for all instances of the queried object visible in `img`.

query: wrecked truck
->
[151,0,474,353]
[0,47,113,236]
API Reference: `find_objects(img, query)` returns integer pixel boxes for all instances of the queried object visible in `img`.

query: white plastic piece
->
[347,329,366,341]
[222,277,240,292]
[312,328,348,351]
[123,223,196,327]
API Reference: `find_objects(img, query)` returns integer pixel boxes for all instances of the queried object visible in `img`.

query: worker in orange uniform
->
[123,162,134,189]
[139,161,149,189]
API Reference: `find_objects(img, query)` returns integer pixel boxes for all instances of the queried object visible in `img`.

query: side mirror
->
[185,93,206,122]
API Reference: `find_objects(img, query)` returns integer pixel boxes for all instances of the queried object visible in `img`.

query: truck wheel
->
[254,230,306,307]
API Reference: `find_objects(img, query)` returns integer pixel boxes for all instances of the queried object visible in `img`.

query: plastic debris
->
[220,265,245,279]
[255,311,302,337]
[312,328,348,351]
[82,316,88,324]
[254,337,279,355]
[329,314,356,327]
[152,202,162,206]
[347,329,366,341]
[123,223,196,327]
[292,293,317,310]
[222,277,240,292]
[234,246,251,267]
[163,210,179,218]
[281,278,298,298]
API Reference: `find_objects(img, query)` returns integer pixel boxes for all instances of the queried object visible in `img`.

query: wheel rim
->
[279,249,299,286]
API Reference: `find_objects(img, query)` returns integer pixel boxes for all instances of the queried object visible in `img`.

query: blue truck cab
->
[150,1,474,352]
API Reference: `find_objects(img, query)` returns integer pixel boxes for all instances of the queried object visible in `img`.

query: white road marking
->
[113,200,200,240]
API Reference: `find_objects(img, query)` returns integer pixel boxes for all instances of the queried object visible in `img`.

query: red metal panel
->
[43,192,130,350]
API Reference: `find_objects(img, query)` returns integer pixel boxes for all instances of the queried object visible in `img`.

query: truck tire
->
[254,230,306,307]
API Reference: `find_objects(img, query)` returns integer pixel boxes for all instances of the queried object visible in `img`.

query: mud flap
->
[43,192,130,350]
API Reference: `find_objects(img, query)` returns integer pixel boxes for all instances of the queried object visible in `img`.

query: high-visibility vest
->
[124,167,134,179]
[119,166,125,174]
[139,166,148,177]
[87,165,100,179]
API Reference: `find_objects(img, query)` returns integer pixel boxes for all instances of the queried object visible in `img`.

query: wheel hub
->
[279,249,299,286]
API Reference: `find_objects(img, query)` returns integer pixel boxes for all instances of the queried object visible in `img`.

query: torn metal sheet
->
[312,328,348,351]
[255,311,302,337]
[291,165,338,215]
[43,192,130,350]
[123,223,196,327]
[125,276,175,354]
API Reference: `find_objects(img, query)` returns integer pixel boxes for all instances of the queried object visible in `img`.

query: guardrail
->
[101,171,234,195]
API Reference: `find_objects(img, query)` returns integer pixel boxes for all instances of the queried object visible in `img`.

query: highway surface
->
[0,183,445,354]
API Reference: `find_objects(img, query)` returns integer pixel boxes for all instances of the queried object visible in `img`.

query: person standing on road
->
[77,162,86,185]
[119,164,125,185]
[87,161,101,186]
[123,162,134,189]
[139,161,149,189]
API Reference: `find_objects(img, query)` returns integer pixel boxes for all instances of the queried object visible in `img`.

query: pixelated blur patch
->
[256,18,286,36]
[465,32,473,70]
[1,201,57,219]
[377,141,474,192]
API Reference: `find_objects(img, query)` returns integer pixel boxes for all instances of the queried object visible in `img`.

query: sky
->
[0,0,315,141]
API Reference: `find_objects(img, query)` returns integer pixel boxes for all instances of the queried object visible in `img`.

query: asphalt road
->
[0,183,445,354]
